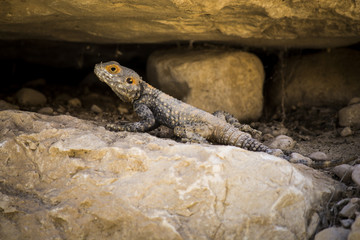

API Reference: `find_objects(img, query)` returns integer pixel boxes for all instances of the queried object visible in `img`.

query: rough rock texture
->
[0,110,342,239]
[1,0,360,48]
[269,49,360,108]
[147,49,264,121]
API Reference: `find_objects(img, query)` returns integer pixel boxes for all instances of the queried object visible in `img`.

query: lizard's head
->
[94,61,142,103]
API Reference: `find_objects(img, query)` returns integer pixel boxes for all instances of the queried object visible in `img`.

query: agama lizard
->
[94,61,357,169]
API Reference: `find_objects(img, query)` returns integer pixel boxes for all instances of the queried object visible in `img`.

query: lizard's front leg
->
[106,103,156,132]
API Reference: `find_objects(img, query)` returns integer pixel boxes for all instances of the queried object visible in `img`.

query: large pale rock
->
[0,1,359,48]
[0,110,342,239]
[147,49,264,121]
[269,49,360,108]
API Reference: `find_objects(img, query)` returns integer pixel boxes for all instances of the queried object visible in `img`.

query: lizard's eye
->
[105,64,121,74]
[126,77,134,84]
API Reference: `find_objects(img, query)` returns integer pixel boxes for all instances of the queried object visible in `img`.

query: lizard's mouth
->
[94,63,105,82]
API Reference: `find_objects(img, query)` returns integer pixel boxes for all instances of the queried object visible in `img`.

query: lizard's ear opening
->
[105,64,121,74]
[126,77,138,85]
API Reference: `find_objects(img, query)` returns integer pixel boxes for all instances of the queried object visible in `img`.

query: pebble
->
[262,133,274,141]
[289,152,312,165]
[0,99,19,110]
[117,105,130,114]
[68,98,82,108]
[309,151,328,161]
[15,88,47,106]
[339,198,360,219]
[340,127,353,137]
[269,135,296,151]
[332,164,354,183]
[57,105,66,113]
[349,97,360,105]
[351,165,360,187]
[307,212,320,237]
[340,219,354,228]
[38,107,54,115]
[348,216,360,240]
[91,104,103,114]
[314,227,350,240]
[338,103,360,128]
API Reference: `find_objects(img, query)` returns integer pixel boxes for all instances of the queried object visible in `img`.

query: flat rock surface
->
[1,0,359,47]
[0,110,341,240]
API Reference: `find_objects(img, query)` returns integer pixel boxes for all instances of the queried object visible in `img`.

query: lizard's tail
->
[214,125,270,152]
[290,156,358,169]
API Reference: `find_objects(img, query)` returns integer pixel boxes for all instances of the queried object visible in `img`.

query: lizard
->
[94,61,357,169]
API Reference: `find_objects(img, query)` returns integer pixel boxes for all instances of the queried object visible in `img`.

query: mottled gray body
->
[94,61,357,168]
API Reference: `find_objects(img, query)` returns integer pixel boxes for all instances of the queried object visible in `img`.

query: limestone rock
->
[269,135,296,151]
[309,152,328,161]
[269,49,360,108]
[15,88,47,106]
[339,103,360,129]
[0,1,359,48]
[37,106,54,115]
[67,97,82,108]
[0,110,342,240]
[332,164,354,183]
[340,127,353,137]
[147,49,264,121]
[314,227,350,240]
[0,99,19,110]
[349,216,360,240]
[339,198,360,219]
[352,165,360,187]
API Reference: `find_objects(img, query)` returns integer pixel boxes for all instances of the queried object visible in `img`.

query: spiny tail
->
[213,125,358,169]
[290,156,358,169]
[213,125,270,152]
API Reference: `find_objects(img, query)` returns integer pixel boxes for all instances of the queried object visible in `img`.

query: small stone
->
[339,198,360,219]
[340,127,353,137]
[15,88,47,106]
[339,103,360,129]
[352,165,360,187]
[307,212,320,237]
[349,97,360,105]
[340,219,354,228]
[309,151,328,161]
[68,98,82,108]
[269,135,296,151]
[57,105,66,113]
[117,105,129,114]
[314,227,350,240]
[38,107,54,115]
[289,152,312,165]
[0,99,19,110]
[348,216,360,240]
[271,127,288,137]
[91,104,103,114]
[332,164,354,183]
[262,133,274,141]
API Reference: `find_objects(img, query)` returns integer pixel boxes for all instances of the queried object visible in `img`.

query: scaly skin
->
[94,61,357,168]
